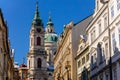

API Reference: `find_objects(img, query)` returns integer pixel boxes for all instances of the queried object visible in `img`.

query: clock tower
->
[27,2,48,80]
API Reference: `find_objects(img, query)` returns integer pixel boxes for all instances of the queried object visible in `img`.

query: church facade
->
[27,2,58,80]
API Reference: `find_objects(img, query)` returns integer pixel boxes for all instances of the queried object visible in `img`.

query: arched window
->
[37,37,41,46]
[37,58,42,68]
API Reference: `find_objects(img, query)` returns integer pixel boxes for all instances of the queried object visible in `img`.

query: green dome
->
[45,33,58,42]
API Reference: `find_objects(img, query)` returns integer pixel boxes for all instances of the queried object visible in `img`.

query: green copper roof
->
[45,33,58,42]
[47,16,54,26]
[32,2,43,26]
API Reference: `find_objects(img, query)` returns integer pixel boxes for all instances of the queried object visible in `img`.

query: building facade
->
[27,2,57,80]
[76,35,90,80]
[19,64,28,80]
[86,0,120,80]
[0,8,14,80]
[27,2,48,80]
[14,62,20,80]
[53,15,92,80]
[44,16,58,79]
[86,0,110,79]
[53,22,74,80]
[108,0,120,79]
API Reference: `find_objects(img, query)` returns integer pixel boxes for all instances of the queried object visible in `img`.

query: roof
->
[19,64,27,68]
[45,33,58,42]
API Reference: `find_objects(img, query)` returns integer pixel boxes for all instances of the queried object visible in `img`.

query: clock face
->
[36,28,41,33]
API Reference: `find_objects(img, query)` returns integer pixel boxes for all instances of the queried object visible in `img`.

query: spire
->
[32,1,43,26]
[47,14,54,26]
[46,13,55,33]
[34,1,39,20]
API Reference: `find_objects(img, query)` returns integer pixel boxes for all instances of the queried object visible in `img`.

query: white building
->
[86,0,120,80]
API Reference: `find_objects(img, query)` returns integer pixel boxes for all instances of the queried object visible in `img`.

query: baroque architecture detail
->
[27,2,48,80]
[27,2,58,80]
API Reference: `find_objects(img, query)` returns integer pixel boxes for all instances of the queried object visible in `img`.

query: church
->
[27,2,58,80]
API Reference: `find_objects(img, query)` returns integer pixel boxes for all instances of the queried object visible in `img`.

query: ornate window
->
[37,37,41,46]
[37,58,42,68]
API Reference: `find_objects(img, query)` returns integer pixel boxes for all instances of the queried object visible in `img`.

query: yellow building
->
[14,63,20,80]
[53,22,74,80]
[19,64,28,80]
[53,15,92,80]
[0,8,14,80]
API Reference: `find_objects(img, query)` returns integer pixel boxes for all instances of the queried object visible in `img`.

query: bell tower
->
[27,2,48,80]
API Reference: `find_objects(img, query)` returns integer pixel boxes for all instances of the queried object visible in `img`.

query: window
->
[91,29,96,42]
[78,60,81,68]
[91,56,94,67]
[105,43,109,58]
[111,33,116,53]
[97,43,103,63]
[37,37,41,46]
[91,32,94,42]
[82,57,85,65]
[104,16,108,29]
[86,54,89,62]
[117,0,120,10]
[37,58,42,68]
[111,6,114,18]
[98,22,102,34]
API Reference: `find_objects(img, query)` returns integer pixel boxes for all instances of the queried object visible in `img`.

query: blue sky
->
[0,0,95,65]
